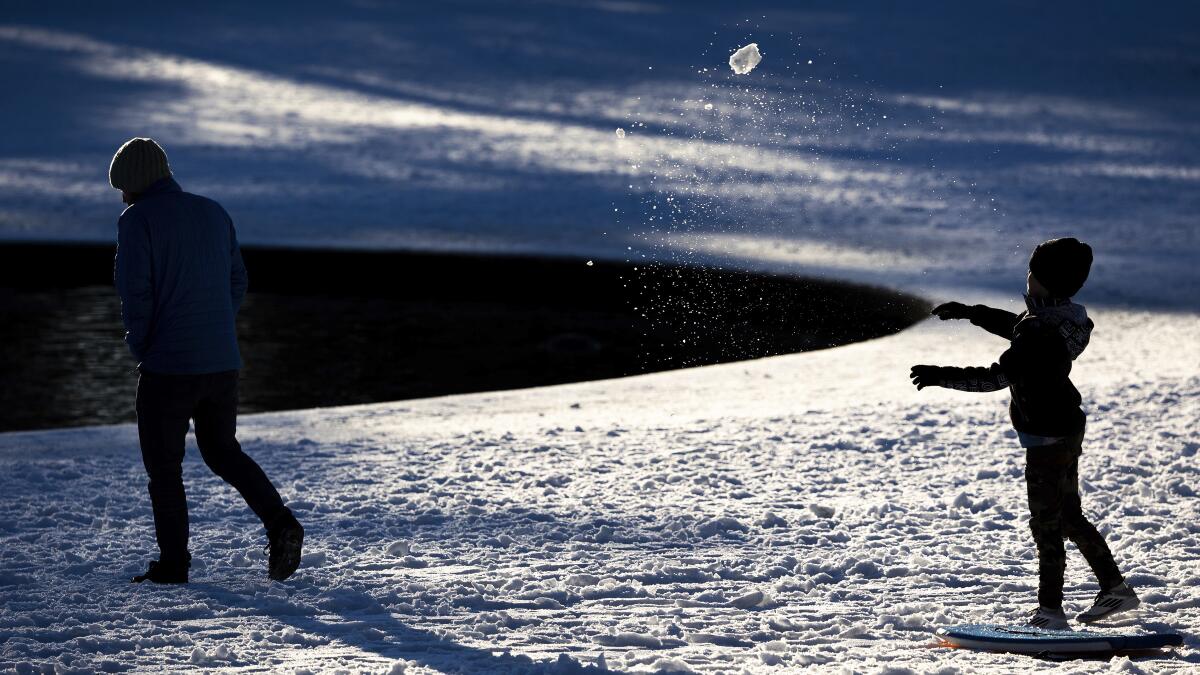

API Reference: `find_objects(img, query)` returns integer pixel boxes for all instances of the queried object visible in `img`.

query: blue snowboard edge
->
[937,624,1183,654]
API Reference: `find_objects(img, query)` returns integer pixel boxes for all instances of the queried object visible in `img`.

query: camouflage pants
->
[1025,431,1124,608]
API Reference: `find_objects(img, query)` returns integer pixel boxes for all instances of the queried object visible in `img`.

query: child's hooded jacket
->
[937,296,1093,438]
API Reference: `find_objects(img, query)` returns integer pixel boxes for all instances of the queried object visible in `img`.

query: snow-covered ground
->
[3,311,1197,673]
[2,1,1199,673]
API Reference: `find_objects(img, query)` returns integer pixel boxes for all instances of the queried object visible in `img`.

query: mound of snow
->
[650,657,697,673]
[729,589,769,609]
[593,632,685,649]
[697,516,748,538]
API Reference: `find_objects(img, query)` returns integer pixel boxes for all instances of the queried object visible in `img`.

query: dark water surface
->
[0,244,929,432]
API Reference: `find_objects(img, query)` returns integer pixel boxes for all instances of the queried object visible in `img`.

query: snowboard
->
[936,623,1183,656]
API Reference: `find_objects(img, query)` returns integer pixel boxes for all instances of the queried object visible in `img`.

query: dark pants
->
[136,369,286,562]
[1024,431,1124,608]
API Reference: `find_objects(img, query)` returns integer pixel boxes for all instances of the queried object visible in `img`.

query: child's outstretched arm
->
[910,319,1056,394]
[930,301,1020,340]
[910,363,1008,392]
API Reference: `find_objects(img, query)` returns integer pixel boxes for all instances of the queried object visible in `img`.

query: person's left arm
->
[910,319,1053,393]
[910,362,1008,392]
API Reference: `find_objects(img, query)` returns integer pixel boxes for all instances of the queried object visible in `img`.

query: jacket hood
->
[1024,295,1093,360]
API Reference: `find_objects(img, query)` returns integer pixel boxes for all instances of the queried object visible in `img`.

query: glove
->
[910,365,948,390]
[931,301,972,321]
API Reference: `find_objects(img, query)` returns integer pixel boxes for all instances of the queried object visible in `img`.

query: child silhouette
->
[910,238,1137,629]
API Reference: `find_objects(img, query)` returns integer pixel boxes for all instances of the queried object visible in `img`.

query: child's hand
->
[931,301,971,321]
[909,365,947,390]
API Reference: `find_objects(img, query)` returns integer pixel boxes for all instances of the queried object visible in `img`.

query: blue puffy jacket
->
[114,176,247,374]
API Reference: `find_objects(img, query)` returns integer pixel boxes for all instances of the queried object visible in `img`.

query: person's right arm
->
[931,301,1020,339]
[114,211,154,362]
[228,213,247,313]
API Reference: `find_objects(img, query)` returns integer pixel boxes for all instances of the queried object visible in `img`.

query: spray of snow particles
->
[610,21,973,370]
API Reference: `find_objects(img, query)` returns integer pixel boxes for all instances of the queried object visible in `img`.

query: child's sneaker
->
[1076,583,1139,623]
[1028,605,1070,630]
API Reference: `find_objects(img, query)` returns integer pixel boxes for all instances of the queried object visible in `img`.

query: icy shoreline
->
[0,243,929,432]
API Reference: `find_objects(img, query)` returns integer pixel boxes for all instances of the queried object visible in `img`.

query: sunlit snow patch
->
[729,43,762,75]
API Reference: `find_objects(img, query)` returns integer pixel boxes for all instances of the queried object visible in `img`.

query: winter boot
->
[1027,605,1070,630]
[267,510,304,581]
[132,555,190,584]
[1076,582,1140,623]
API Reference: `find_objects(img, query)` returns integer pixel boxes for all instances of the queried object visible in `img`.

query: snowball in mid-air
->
[729,43,762,75]
[615,128,626,139]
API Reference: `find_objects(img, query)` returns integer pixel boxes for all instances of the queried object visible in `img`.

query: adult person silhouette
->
[111,138,303,583]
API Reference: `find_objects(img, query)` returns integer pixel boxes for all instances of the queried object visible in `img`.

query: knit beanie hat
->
[109,138,172,194]
[1029,237,1092,298]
